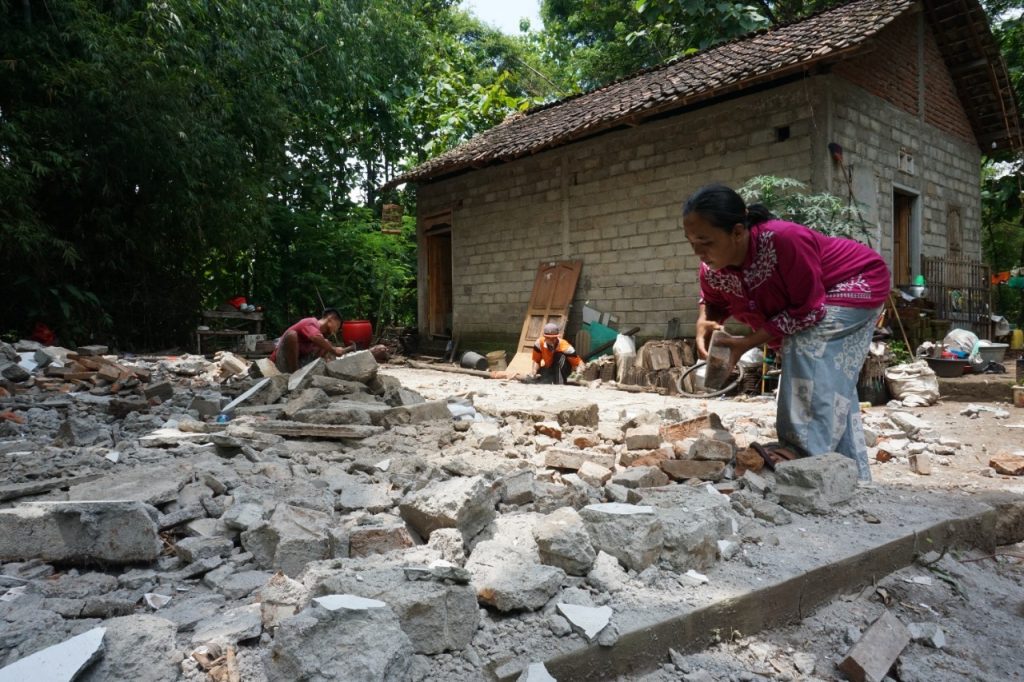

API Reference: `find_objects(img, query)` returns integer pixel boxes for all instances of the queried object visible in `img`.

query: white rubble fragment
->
[0,627,105,682]
[792,651,816,675]
[144,593,172,610]
[679,569,709,586]
[314,594,387,611]
[517,662,557,682]
[556,603,612,642]
[717,539,739,560]
[901,576,933,586]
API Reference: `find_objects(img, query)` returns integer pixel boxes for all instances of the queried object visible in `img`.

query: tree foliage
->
[2,0,1022,346]
[738,176,874,244]
[0,0,531,348]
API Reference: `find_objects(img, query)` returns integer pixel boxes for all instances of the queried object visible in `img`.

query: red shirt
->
[700,220,889,342]
[270,317,323,360]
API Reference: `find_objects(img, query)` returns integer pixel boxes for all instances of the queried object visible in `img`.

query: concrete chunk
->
[191,603,262,645]
[309,565,479,654]
[68,465,186,506]
[0,501,160,564]
[466,540,565,612]
[399,475,498,544]
[624,424,661,450]
[287,357,325,392]
[325,350,379,384]
[380,400,451,426]
[544,447,614,471]
[579,503,662,572]
[774,453,858,514]
[0,627,105,682]
[77,615,178,682]
[240,504,334,577]
[281,387,328,418]
[533,507,596,576]
[839,610,910,682]
[661,459,725,482]
[611,466,669,489]
[348,522,418,557]
[265,594,413,681]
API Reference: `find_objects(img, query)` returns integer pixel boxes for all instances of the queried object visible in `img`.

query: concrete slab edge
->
[498,506,997,681]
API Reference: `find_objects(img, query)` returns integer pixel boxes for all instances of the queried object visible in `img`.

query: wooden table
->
[196,310,264,355]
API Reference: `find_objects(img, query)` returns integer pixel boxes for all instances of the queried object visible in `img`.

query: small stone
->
[907,622,946,649]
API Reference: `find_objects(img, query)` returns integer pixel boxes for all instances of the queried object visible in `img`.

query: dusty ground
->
[385,364,1024,681]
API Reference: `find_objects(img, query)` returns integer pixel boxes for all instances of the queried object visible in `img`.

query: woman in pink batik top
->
[683,184,889,480]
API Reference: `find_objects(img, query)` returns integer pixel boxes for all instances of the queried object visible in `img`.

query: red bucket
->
[342,320,373,350]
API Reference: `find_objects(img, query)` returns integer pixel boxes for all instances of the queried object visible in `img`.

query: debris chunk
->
[0,627,105,682]
[839,610,910,682]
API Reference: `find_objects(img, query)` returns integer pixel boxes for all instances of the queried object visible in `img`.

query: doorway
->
[892,190,919,286]
[424,218,452,338]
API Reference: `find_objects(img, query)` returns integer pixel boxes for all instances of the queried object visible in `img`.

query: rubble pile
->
[0,339,894,680]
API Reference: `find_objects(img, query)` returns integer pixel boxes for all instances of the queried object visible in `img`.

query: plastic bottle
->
[704,330,735,390]
[1011,327,1024,350]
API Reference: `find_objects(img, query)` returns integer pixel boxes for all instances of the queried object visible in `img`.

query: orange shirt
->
[532,337,582,369]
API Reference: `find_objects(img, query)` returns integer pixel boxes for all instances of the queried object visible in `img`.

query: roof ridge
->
[524,0,898,117]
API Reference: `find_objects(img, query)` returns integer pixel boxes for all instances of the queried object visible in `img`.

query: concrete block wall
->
[416,12,985,343]
[417,80,821,342]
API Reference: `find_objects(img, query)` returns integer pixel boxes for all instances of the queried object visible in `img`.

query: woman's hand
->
[716,329,775,368]
[694,305,723,359]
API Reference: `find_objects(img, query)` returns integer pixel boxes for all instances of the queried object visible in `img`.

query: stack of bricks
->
[619,340,695,394]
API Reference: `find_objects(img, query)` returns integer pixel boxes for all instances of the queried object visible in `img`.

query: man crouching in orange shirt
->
[530,322,584,384]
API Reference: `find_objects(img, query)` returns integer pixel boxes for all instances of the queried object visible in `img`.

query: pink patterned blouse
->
[699,219,890,341]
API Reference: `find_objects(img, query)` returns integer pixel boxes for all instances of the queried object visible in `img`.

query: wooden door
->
[425,229,452,337]
[506,260,583,374]
[893,193,913,285]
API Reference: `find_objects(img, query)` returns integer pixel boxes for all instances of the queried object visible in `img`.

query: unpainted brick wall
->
[833,13,975,145]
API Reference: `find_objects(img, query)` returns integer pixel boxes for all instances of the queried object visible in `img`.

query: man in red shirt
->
[271,308,351,373]
[531,322,584,384]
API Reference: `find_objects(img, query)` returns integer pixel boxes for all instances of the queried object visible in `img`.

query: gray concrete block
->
[311,564,479,654]
[465,540,565,612]
[533,507,596,576]
[625,424,661,451]
[281,387,328,418]
[265,595,414,681]
[611,466,669,489]
[0,501,160,565]
[325,350,379,384]
[399,475,499,544]
[774,453,858,514]
[240,504,334,577]
[380,400,451,427]
[76,615,178,682]
[579,503,663,572]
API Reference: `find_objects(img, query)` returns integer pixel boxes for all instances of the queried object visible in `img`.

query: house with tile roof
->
[393,0,1022,348]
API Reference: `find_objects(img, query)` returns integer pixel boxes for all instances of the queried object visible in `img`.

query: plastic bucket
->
[486,350,507,370]
[342,320,373,350]
[460,351,488,371]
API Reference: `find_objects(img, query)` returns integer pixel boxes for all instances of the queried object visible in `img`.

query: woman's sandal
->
[749,441,806,471]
